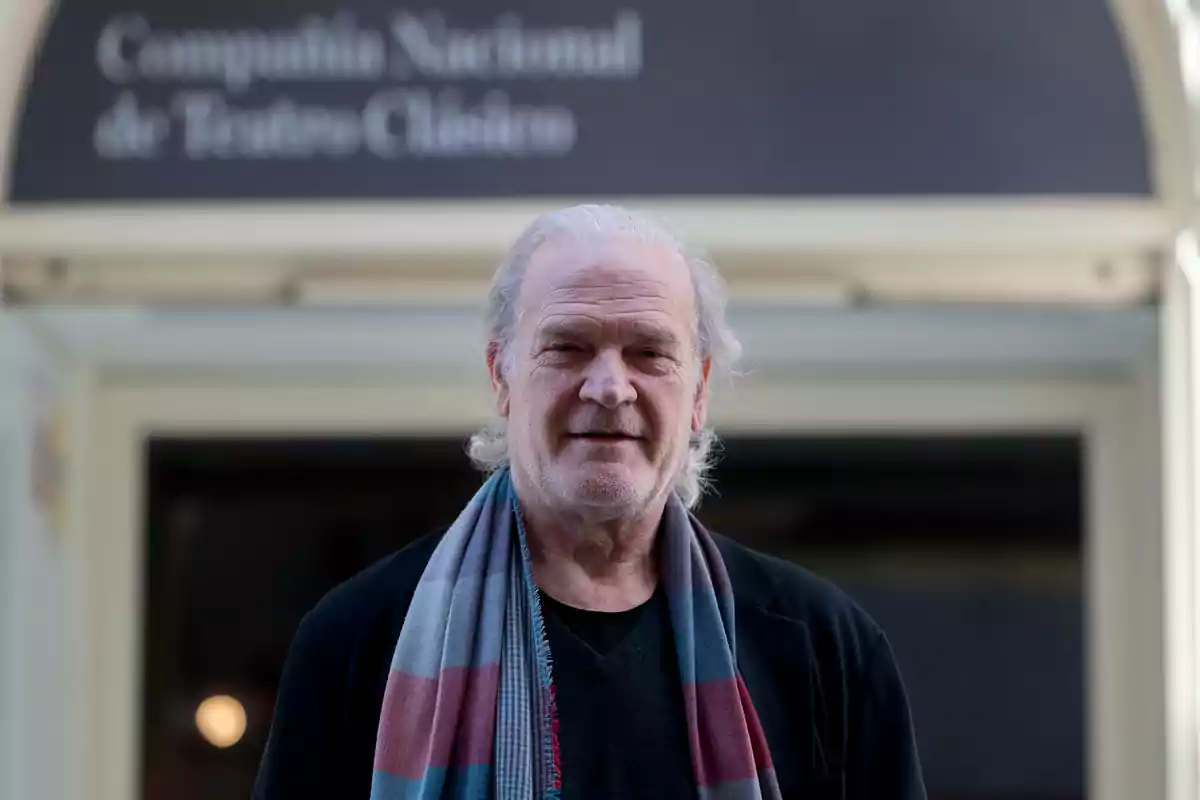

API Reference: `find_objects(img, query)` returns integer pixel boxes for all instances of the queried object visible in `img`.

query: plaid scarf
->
[370,467,781,799]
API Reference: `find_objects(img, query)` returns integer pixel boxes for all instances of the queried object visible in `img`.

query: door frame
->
[79,371,1161,800]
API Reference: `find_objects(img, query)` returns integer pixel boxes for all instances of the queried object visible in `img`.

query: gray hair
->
[467,203,742,508]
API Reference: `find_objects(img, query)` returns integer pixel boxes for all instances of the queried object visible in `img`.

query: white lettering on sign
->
[90,9,640,162]
[173,92,364,158]
[365,90,576,157]
[94,91,170,158]
[96,14,387,92]
[389,11,642,79]
[169,88,575,159]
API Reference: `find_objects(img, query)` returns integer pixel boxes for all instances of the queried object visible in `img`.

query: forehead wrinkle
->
[542,277,674,306]
[533,312,601,338]
[535,313,683,344]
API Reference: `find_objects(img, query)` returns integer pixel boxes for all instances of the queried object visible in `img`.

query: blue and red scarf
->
[370,467,781,799]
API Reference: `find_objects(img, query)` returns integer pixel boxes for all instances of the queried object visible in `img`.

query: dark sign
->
[9,0,1151,201]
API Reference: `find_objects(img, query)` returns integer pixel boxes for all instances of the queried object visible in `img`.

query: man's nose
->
[579,349,637,408]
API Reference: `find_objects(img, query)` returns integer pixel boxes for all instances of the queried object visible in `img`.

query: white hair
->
[466,203,741,508]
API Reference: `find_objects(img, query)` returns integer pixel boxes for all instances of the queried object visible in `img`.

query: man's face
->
[490,236,711,521]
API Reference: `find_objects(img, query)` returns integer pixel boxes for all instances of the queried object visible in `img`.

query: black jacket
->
[253,529,927,800]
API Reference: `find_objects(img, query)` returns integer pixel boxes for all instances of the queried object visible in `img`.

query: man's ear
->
[486,340,511,418]
[691,358,712,433]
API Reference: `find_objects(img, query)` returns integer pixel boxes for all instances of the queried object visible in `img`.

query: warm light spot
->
[195,695,247,748]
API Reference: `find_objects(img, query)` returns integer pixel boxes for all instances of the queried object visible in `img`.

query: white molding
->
[0,0,53,203]
[2,249,1162,306]
[1163,253,1200,800]
[0,385,22,800]
[19,306,1159,377]
[0,199,1175,260]
[1088,365,1168,800]
[1109,0,1195,219]
[0,313,84,800]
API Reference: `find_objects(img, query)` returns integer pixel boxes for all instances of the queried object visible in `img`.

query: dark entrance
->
[142,434,1084,800]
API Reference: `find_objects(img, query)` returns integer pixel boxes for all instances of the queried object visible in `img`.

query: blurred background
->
[0,1,1196,800]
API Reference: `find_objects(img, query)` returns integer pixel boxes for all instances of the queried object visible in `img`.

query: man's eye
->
[548,343,583,353]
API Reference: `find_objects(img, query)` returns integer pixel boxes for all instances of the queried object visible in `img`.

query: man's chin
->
[558,469,649,515]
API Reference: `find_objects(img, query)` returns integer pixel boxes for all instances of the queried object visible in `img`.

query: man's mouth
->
[569,432,640,440]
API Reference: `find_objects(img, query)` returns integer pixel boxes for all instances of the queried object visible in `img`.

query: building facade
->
[0,1,1197,799]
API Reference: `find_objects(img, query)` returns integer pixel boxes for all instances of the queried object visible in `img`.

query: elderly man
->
[253,204,926,800]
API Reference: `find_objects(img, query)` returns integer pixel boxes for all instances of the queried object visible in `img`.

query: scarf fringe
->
[513,497,563,797]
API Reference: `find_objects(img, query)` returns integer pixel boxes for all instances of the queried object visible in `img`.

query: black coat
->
[253,529,927,800]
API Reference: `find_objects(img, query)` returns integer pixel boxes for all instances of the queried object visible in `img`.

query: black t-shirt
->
[538,589,697,800]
